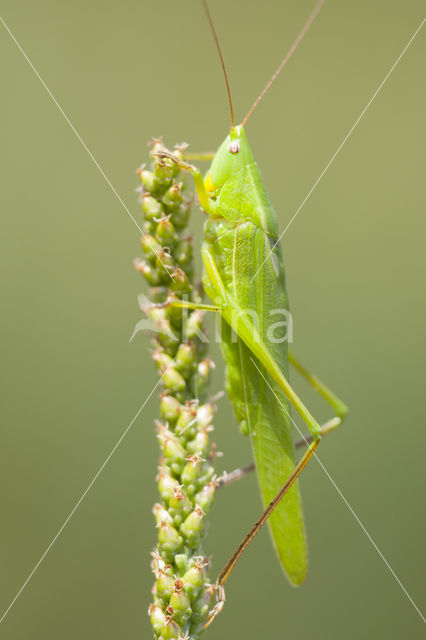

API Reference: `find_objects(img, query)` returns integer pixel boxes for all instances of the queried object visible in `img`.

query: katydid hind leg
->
[289,352,348,420]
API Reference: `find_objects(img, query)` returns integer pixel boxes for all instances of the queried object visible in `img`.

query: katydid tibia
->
[153,0,348,624]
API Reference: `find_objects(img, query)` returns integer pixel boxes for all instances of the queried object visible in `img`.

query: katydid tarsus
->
[153,0,348,625]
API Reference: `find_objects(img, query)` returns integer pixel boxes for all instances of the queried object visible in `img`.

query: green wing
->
[206,220,308,585]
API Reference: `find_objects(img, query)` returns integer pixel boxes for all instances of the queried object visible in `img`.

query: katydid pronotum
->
[153,0,348,625]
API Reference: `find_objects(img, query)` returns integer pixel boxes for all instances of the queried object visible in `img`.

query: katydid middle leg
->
[153,298,223,313]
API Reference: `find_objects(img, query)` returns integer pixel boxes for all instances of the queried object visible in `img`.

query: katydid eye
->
[228,141,240,154]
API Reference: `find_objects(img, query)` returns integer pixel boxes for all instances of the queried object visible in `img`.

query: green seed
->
[175,341,197,374]
[134,259,161,286]
[184,310,205,342]
[142,193,163,220]
[161,432,186,464]
[194,480,216,513]
[169,267,191,296]
[162,368,186,394]
[182,562,205,601]
[141,234,163,262]
[180,505,205,546]
[169,487,193,526]
[153,502,173,526]
[156,215,177,244]
[169,580,192,626]
[158,521,183,556]
[180,454,205,490]
[186,428,210,457]
[160,395,181,424]
[152,349,173,374]
[157,469,180,503]
[156,568,176,601]
[148,603,166,636]
[196,402,215,428]
[137,167,160,194]
[162,182,184,211]
[161,614,181,640]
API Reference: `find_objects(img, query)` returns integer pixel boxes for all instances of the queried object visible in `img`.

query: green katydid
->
[153,0,348,623]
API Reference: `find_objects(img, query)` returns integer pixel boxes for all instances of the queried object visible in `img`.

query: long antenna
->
[202,0,235,129]
[242,0,325,127]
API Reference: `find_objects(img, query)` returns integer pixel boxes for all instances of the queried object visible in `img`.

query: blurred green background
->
[1,0,425,638]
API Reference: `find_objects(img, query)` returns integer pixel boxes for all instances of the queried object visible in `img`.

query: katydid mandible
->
[155,0,348,621]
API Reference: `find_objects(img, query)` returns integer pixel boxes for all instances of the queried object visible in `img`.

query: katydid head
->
[204,126,253,197]
[204,126,279,237]
[202,0,325,198]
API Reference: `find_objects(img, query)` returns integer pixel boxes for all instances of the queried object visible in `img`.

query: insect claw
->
[204,601,224,628]
[152,150,178,163]
[152,149,196,173]
[203,582,226,629]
